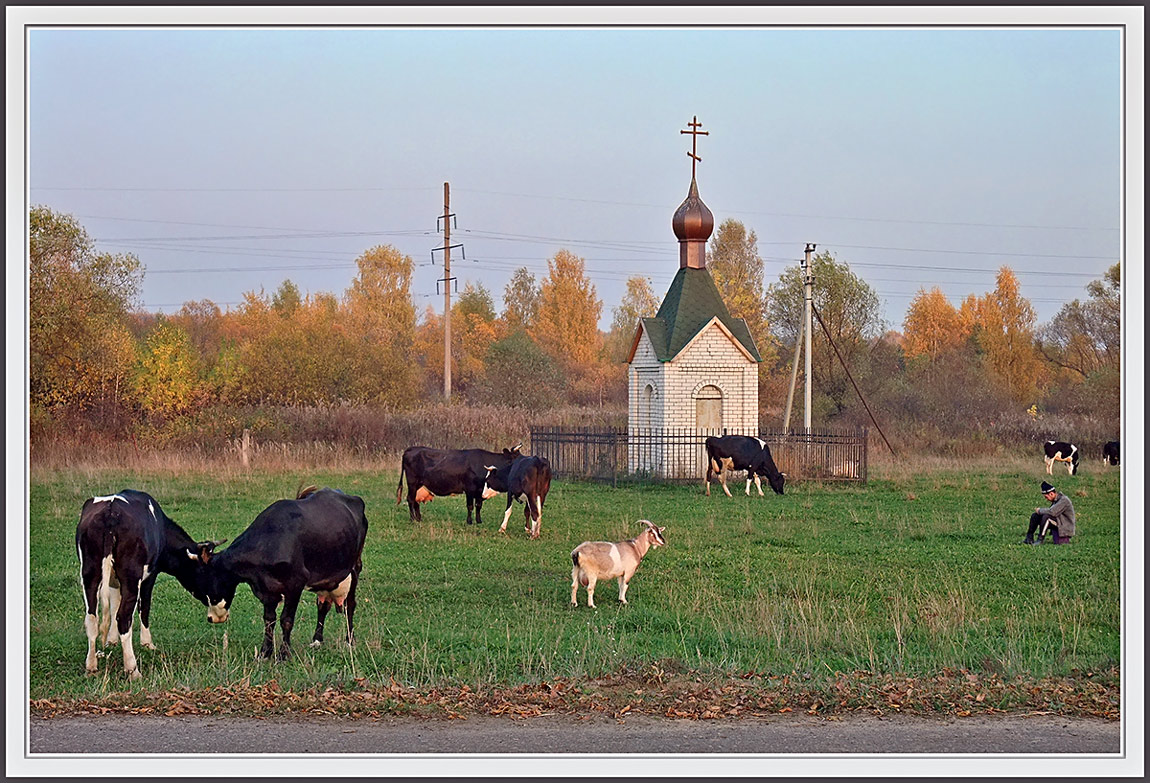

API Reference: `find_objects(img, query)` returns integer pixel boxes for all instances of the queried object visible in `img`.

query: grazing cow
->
[481,455,553,539]
[395,444,521,525]
[75,490,224,679]
[704,435,786,497]
[1043,440,1080,476]
[194,487,368,660]
[1102,440,1120,467]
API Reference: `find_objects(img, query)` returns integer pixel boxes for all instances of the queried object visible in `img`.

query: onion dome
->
[672,178,713,269]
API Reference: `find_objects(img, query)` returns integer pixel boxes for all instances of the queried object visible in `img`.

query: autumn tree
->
[1039,263,1121,378]
[533,249,603,371]
[133,319,202,416]
[502,267,540,334]
[473,330,564,409]
[29,207,142,419]
[272,279,302,318]
[974,267,1045,403]
[767,251,883,416]
[605,275,660,363]
[708,219,775,366]
[902,287,971,361]
[342,244,418,405]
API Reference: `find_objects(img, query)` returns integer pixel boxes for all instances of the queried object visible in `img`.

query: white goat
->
[570,520,667,608]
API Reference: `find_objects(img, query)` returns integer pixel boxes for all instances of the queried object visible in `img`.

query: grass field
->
[27,457,1122,715]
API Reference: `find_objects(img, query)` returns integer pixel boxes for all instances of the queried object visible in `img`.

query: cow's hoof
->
[141,641,157,651]
[310,639,322,648]
[127,668,142,681]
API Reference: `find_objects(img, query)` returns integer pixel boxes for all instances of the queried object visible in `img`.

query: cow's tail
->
[396,465,405,506]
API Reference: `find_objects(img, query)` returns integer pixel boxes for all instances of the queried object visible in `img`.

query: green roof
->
[640,267,762,363]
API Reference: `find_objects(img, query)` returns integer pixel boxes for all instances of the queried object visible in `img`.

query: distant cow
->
[396,444,521,525]
[194,487,368,660]
[1043,440,1080,476]
[704,435,786,497]
[481,455,553,538]
[76,490,223,679]
[1102,440,1120,467]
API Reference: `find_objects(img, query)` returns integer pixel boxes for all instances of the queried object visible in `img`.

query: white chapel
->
[625,119,762,475]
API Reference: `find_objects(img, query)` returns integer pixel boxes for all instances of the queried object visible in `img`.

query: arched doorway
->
[695,384,722,433]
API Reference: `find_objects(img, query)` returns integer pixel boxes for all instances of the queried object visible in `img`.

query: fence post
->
[241,428,251,468]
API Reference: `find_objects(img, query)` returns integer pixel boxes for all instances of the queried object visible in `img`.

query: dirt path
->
[28,712,1120,755]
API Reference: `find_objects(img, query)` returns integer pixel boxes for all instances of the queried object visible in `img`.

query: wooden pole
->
[443,182,452,400]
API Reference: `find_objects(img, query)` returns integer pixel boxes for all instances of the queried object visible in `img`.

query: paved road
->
[28,713,1120,755]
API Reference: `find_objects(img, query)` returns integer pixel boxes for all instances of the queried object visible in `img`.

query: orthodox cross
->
[680,115,708,179]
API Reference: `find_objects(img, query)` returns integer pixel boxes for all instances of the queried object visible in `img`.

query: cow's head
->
[481,465,500,500]
[504,443,523,459]
[187,542,238,624]
[766,470,786,495]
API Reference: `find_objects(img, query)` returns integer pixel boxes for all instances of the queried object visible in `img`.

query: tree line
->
[29,206,1120,449]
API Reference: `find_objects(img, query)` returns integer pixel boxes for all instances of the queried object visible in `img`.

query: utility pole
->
[782,315,804,434]
[803,243,816,432]
[433,182,464,400]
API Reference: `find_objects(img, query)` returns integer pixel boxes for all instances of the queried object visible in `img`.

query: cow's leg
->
[114,569,143,680]
[80,550,102,674]
[259,598,279,659]
[343,562,361,646]
[499,497,514,534]
[528,495,542,539]
[720,464,733,498]
[407,484,422,523]
[745,475,752,496]
[705,458,714,496]
[137,574,158,650]
[1045,457,1054,475]
[277,590,302,662]
[99,555,120,645]
[753,474,764,497]
[311,596,333,647]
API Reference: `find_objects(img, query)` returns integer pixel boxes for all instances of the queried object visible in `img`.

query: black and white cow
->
[194,487,368,660]
[1102,440,1120,467]
[704,435,786,497]
[75,490,223,678]
[1043,440,1080,476]
[396,444,521,524]
[481,455,553,539]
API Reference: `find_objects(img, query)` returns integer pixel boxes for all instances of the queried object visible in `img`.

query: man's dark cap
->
[1041,481,1056,494]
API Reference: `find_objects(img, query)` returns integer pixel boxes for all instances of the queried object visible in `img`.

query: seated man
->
[1023,481,1076,545]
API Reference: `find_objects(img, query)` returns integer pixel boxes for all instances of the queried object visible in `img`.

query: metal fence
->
[529,426,868,485]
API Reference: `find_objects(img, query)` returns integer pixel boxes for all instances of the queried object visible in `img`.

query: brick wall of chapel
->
[628,323,759,434]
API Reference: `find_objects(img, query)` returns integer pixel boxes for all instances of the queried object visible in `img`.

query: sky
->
[17,10,1134,335]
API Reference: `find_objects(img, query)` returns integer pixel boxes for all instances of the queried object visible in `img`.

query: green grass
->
[28,460,1120,701]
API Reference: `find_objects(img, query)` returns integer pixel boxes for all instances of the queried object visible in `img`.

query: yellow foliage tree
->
[343,245,418,405]
[533,249,603,370]
[974,267,1046,402]
[902,287,970,360]
[133,320,201,415]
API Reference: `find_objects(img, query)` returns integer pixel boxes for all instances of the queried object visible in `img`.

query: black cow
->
[704,435,786,497]
[1102,440,1120,467]
[194,487,368,660]
[75,490,223,678]
[481,455,553,539]
[395,444,521,524]
[1043,440,1080,476]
